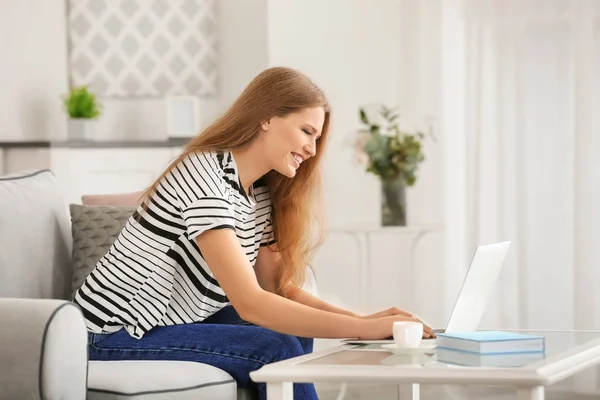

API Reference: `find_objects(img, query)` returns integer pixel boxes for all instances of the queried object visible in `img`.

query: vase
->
[68,118,95,141]
[381,177,407,226]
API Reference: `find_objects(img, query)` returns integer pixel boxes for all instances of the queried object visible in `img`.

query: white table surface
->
[249,330,600,400]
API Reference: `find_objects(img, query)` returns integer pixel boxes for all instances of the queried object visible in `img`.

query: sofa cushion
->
[69,204,136,298]
[87,360,238,400]
[0,170,72,300]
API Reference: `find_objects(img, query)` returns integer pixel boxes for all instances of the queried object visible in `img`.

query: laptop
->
[342,241,511,344]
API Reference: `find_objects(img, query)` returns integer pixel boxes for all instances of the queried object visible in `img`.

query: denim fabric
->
[87,306,318,400]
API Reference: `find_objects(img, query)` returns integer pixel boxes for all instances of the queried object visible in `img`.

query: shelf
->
[0,138,190,149]
[327,223,444,234]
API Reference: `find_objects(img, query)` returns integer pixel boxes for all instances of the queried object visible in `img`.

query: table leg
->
[0,148,5,174]
[517,386,544,400]
[346,232,370,310]
[397,383,420,400]
[266,382,293,400]
[407,231,429,310]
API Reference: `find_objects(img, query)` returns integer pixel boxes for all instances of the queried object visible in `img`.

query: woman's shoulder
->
[180,149,223,169]
[170,150,236,197]
[175,150,231,181]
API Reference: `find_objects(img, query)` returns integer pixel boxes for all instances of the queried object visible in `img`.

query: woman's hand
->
[357,314,435,340]
[358,307,434,339]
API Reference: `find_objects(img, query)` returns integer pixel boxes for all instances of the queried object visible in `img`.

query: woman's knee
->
[296,336,313,354]
[259,331,305,361]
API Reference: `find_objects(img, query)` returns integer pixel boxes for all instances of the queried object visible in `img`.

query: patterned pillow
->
[69,204,136,299]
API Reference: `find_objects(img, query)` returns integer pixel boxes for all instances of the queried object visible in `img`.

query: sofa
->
[0,169,264,399]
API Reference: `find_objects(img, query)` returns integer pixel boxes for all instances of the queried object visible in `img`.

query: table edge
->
[251,336,600,385]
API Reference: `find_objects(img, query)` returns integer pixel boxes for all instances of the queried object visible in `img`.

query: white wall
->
[0,0,68,141]
[218,0,269,112]
[397,0,447,325]
[440,0,470,321]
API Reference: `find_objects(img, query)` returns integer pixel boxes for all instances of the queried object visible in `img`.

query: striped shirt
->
[73,150,275,339]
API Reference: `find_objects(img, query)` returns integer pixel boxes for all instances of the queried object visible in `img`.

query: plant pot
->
[68,118,95,140]
[381,177,407,226]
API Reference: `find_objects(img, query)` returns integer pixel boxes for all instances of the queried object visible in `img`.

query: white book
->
[436,331,545,355]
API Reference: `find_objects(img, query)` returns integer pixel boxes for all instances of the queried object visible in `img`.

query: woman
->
[73,67,433,400]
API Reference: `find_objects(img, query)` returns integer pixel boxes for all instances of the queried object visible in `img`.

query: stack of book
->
[435,331,546,367]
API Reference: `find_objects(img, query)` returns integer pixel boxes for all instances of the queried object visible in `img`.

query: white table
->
[249,330,600,400]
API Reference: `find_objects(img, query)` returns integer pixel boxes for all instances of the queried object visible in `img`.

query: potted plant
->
[353,104,428,226]
[63,86,102,140]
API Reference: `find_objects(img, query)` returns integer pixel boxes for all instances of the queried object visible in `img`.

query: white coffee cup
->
[393,321,423,348]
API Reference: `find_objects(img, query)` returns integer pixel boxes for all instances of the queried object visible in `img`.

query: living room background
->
[1,3,599,385]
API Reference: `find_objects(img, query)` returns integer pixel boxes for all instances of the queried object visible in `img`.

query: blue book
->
[436,331,545,355]
[436,348,546,367]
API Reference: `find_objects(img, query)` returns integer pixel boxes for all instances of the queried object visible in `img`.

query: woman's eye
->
[302,128,312,136]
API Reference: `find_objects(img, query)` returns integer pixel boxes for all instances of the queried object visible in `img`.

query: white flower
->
[380,125,395,137]
[354,152,370,167]
[353,151,370,167]
[353,131,371,152]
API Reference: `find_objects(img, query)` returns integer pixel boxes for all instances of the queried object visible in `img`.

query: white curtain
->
[452,0,600,332]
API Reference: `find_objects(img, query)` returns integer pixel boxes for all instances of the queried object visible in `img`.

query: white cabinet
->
[1,143,184,205]
[313,225,443,314]
[51,147,182,205]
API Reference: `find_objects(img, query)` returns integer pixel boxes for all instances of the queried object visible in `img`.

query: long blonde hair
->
[140,67,331,297]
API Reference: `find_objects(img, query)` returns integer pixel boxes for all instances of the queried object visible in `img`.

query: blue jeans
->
[87,305,318,400]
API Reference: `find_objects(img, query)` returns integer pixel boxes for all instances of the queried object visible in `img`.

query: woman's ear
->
[261,119,270,131]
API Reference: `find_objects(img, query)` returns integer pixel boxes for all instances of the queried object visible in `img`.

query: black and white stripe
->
[74,151,275,338]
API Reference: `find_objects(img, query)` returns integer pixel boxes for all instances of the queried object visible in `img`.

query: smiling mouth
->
[291,152,304,166]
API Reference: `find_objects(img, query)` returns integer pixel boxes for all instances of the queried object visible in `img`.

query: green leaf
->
[63,86,102,119]
[359,108,369,125]
[380,105,390,119]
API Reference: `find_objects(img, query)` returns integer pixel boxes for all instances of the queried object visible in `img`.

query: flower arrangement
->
[353,104,426,186]
[353,104,429,226]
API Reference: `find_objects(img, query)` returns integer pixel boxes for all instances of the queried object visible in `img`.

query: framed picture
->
[68,0,218,98]
[166,96,201,138]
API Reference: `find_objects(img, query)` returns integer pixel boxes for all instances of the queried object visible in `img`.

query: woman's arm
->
[255,244,434,335]
[286,288,359,318]
[196,229,423,339]
[289,288,433,335]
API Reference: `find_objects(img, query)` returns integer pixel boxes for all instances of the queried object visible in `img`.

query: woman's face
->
[261,107,325,178]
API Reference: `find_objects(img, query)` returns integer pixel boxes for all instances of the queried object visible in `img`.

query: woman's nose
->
[304,142,316,158]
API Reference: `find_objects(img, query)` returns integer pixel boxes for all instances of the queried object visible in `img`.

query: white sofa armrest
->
[0,299,88,400]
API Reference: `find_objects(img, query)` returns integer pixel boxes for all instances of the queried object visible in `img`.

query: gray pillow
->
[69,205,136,299]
